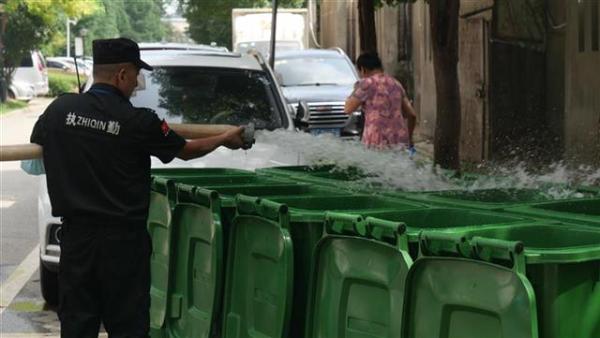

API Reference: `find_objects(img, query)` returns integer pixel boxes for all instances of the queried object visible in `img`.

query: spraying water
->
[256,130,600,199]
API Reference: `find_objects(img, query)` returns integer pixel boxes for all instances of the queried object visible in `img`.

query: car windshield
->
[131,66,284,130]
[275,56,356,87]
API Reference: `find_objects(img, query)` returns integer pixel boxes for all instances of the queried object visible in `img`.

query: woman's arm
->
[344,96,362,115]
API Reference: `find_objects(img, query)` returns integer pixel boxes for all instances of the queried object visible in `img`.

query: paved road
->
[0,98,63,336]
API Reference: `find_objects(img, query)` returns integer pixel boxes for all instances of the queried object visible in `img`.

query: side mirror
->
[294,101,310,129]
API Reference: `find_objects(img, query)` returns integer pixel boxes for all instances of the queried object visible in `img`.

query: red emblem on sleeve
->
[160,120,171,136]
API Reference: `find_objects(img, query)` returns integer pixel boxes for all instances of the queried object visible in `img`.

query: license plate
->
[310,128,341,137]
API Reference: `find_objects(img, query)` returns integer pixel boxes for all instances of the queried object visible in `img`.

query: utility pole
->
[269,0,279,68]
[66,19,76,57]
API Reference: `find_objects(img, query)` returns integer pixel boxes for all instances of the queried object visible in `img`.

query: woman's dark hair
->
[356,52,383,71]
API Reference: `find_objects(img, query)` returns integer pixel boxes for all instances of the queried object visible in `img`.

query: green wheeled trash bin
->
[403,224,600,338]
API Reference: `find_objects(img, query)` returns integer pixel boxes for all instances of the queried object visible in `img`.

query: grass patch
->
[0,99,27,115]
[48,69,87,97]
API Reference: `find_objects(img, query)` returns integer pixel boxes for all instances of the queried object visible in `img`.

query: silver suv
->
[38,49,299,306]
[274,48,362,138]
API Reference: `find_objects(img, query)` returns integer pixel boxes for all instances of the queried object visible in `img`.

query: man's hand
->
[222,126,245,150]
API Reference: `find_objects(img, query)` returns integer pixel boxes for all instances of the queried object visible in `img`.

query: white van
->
[13,50,49,96]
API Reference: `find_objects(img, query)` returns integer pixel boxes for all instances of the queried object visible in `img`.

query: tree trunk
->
[0,9,7,103]
[429,0,461,170]
[358,0,377,53]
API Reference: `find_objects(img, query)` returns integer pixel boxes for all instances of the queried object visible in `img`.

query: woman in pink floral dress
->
[344,52,417,150]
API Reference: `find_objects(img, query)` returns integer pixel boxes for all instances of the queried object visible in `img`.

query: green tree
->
[0,0,98,101]
[357,0,460,170]
[74,0,167,56]
[183,0,305,48]
[125,0,166,42]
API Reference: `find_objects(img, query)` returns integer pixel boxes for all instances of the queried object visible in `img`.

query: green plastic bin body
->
[223,195,425,338]
[305,215,413,338]
[395,188,596,211]
[507,198,600,226]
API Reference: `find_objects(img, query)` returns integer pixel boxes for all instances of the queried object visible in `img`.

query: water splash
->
[258,129,455,191]
[256,130,600,199]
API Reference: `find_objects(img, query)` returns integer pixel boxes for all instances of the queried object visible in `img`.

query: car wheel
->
[40,259,59,307]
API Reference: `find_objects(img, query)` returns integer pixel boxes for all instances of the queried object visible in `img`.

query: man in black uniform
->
[30,38,246,338]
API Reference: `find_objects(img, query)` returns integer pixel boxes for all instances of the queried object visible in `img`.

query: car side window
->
[20,55,33,67]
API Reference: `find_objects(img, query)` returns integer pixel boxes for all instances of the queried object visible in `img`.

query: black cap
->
[92,38,153,71]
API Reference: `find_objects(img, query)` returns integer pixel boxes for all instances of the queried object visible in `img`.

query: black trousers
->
[58,220,151,338]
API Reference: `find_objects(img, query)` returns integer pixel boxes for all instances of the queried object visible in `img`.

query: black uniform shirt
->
[31,83,186,225]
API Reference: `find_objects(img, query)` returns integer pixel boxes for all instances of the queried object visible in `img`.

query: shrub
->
[48,71,85,97]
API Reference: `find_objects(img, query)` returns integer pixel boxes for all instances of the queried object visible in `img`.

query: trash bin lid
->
[306,236,412,338]
[165,187,223,338]
[223,212,293,338]
[403,257,539,338]
[148,187,174,329]
[305,214,412,338]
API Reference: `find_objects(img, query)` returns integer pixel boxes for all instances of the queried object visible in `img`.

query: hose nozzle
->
[242,123,255,150]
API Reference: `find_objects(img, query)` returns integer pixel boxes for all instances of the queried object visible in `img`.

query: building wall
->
[411,1,436,139]
[375,6,400,73]
[412,0,493,160]
[565,0,600,164]
[319,0,403,67]
[319,0,352,53]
